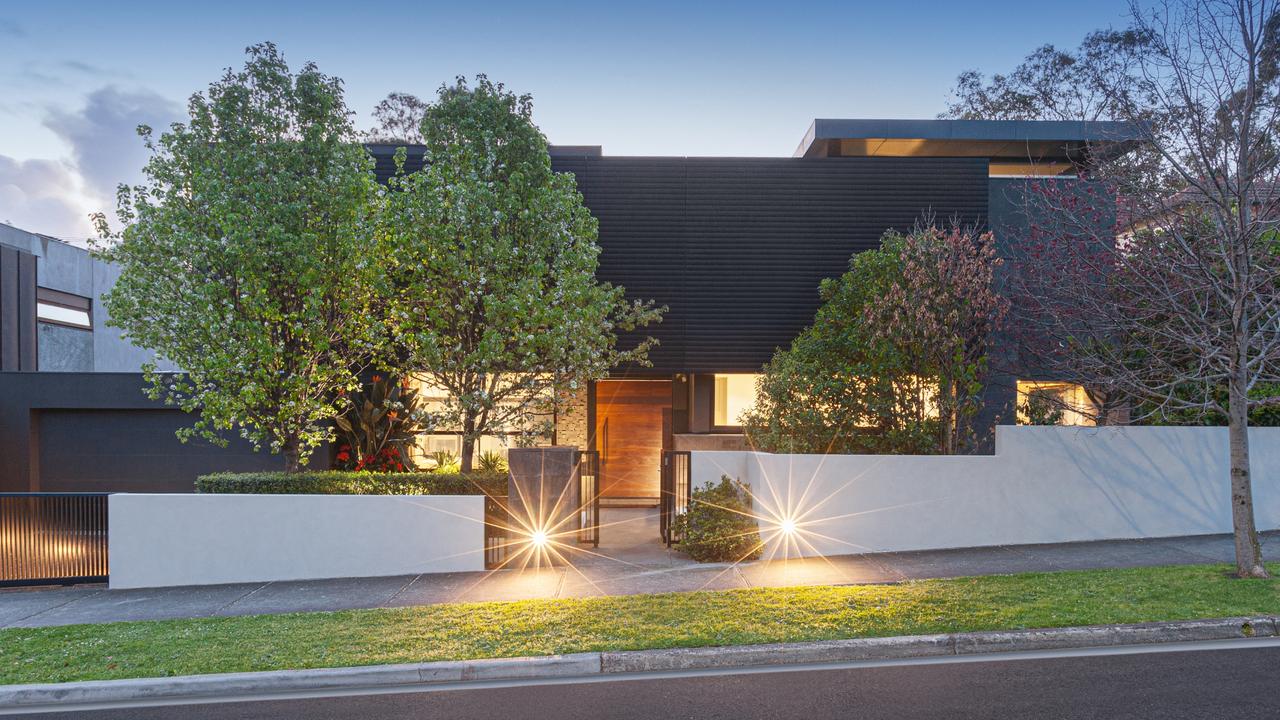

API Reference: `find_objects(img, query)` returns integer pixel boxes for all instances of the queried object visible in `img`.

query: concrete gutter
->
[2,616,1277,710]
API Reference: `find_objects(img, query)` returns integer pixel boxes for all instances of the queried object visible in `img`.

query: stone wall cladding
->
[556,385,589,449]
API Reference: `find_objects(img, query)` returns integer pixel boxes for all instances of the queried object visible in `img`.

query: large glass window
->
[713,374,759,427]
[407,374,555,465]
[1016,380,1097,426]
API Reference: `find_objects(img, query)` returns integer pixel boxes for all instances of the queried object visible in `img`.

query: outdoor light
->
[779,518,797,536]
[530,529,549,547]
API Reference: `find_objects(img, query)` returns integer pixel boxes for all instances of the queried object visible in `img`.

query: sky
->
[0,0,1132,242]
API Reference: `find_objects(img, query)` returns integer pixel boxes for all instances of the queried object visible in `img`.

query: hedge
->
[195,471,508,496]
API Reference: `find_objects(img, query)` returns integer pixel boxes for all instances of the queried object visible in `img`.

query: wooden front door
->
[594,380,671,500]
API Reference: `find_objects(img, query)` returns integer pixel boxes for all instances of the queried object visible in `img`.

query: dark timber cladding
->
[0,244,37,371]
[552,156,989,373]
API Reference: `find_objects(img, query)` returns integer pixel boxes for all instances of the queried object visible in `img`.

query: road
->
[9,641,1280,719]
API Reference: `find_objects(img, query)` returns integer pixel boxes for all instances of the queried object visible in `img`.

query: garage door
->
[37,409,278,492]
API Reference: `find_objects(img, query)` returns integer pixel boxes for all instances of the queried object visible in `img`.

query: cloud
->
[45,86,180,203]
[0,155,97,242]
[0,85,180,243]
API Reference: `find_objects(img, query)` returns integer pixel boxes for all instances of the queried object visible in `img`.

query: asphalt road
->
[11,642,1280,719]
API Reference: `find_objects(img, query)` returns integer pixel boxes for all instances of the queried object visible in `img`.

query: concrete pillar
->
[507,447,580,563]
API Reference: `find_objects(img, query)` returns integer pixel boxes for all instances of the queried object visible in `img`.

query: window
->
[1016,380,1097,426]
[713,374,759,427]
[36,288,92,330]
[406,374,555,464]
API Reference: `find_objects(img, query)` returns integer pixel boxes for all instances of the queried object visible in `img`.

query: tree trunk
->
[460,414,476,474]
[282,436,302,474]
[939,381,955,455]
[1227,374,1268,578]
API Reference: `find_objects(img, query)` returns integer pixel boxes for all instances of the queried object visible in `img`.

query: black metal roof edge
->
[806,118,1147,143]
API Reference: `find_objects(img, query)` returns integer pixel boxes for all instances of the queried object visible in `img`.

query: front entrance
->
[593,379,671,502]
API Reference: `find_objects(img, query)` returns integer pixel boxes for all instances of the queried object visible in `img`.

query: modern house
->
[0,118,1142,498]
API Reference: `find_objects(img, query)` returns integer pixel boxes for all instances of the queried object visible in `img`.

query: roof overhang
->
[795,119,1146,172]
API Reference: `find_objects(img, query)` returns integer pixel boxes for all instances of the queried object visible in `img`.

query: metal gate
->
[576,450,600,547]
[483,494,511,570]
[660,450,691,546]
[0,493,110,587]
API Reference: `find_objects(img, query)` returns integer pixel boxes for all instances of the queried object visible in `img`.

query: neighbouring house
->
[0,118,1143,498]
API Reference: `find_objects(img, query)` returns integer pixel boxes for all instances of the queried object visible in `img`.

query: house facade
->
[0,118,1141,497]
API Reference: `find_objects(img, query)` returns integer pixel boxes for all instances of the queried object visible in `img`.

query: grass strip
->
[2,563,1277,685]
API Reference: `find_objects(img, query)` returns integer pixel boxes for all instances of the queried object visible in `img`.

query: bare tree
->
[1012,0,1280,578]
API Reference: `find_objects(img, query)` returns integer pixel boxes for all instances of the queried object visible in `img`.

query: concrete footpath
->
[1,617,1276,712]
[1,508,1277,629]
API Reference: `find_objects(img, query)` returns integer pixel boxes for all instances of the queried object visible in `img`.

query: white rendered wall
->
[109,494,486,589]
[691,426,1280,558]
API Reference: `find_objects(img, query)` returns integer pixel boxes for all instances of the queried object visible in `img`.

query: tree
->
[365,92,428,144]
[865,225,1008,454]
[743,225,1005,455]
[381,76,663,473]
[942,27,1174,195]
[1008,0,1280,578]
[94,43,384,471]
[943,30,1154,123]
[743,234,936,455]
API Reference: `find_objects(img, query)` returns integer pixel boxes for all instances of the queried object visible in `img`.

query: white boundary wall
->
[691,426,1280,558]
[109,494,486,589]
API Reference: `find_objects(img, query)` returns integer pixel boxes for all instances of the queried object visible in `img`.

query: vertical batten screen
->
[660,451,691,546]
[576,450,600,547]
[0,245,38,371]
[0,493,109,586]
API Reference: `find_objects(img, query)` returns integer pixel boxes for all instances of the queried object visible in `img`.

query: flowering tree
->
[381,76,663,473]
[865,225,1009,454]
[742,236,937,455]
[743,225,1005,455]
[1007,0,1280,578]
[95,43,384,471]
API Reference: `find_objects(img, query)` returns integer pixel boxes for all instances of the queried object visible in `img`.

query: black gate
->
[576,450,600,547]
[0,493,109,587]
[660,451,691,546]
[484,494,511,570]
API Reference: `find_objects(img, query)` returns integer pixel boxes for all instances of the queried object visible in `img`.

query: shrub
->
[195,471,507,496]
[334,374,431,471]
[427,450,461,474]
[477,450,509,474]
[672,476,763,563]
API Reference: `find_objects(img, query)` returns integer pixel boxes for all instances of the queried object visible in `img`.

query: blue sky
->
[0,0,1132,240]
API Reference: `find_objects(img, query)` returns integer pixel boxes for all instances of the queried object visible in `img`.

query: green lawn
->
[3,563,1278,686]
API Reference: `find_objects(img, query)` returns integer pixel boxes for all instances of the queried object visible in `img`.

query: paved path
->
[13,641,1280,719]
[2,508,1276,629]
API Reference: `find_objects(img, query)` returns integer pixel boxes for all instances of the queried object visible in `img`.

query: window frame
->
[35,287,92,331]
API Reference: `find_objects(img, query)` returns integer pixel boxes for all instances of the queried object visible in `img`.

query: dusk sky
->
[0,0,1132,241]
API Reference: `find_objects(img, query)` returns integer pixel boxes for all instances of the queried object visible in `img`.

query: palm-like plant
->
[335,375,431,472]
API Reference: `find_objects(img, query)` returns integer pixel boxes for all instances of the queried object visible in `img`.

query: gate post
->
[507,447,580,565]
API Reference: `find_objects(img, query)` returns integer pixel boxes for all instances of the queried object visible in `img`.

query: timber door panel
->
[594,380,671,499]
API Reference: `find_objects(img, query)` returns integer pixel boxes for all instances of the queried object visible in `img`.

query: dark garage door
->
[37,409,277,492]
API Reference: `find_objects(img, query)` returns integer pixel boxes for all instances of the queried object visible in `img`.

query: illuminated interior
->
[1016,380,1097,426]
[408,374,556,465]
[713,373,760,426]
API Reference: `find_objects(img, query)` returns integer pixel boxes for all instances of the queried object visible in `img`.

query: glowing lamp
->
[779,518,797,536]
[530,530,549,547]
